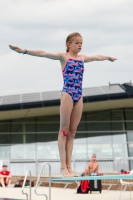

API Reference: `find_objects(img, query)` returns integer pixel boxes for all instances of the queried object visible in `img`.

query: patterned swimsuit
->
[62,54,84,104]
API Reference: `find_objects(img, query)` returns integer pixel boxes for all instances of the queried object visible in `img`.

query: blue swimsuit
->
[62,54,84,104]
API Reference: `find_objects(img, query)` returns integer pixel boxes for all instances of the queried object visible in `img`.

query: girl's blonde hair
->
[66,32,82,52]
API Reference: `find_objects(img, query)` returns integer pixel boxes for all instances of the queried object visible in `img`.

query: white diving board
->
[51,174,133,182]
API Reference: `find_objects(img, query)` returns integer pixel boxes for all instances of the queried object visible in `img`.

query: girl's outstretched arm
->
[9,45,63,61]
[81,54,117,63]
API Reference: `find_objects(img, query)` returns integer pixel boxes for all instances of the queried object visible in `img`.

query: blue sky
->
[0,0,133,95]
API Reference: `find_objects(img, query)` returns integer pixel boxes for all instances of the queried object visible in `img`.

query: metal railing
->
[37,159,61,177]
[0,159,37,176]
[118,157,133,173]
[11,159,37,176]
[1,157,133,191]
[22,170,32,200]
[34,162,51,200]
[0,158,119,176]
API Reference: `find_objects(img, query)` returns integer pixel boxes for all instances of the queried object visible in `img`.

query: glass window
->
[126,122,133,130]
[37,116,60,122]
[37,133,57,143]
[113,143,128,157]
[75,132,86,140]
[127,142,133,157]
[111,110,124,130]
[73,141,87,159]
[77,122,86,132]
[88,143,113,158]
[0,145,10,158]
[11,134,23,144]
[87,133,112,158]
[11,143,36,159]
[37,116,59,132]
[125,108,133,120]
[125,108,133,130]
[127,131,133,142]
[25,124,36,132]
[11,122,23,133]
[37,142,59,159]
[0,121,10,133]
[87,132,112,144]
[87,122,111,131]
[87,110,110,121]
[25,117,36,132]
[11,144,24,159]
[25,134,36,143]
[125,130,133,170]
[127,131,133,164]
[0,134,10,144]
[113,132,126,143]
[37,123,59,132]
[87,110,111,131]
[24,143,36,159]
[73,133,87,159]
[80,113,86,121]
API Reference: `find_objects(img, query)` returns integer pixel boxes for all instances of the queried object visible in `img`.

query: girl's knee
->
[60,126,69,137]
[68,129,76,138]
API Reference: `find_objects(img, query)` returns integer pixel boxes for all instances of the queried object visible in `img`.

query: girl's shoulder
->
[78,54,85,61]
[60,52,68,61]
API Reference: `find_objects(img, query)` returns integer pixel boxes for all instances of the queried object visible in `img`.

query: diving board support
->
[107,184,114,191]
[34,162,51,200]
[22,170,32,200]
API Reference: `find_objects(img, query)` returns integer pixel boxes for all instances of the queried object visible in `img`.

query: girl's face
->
[67,36,83,53]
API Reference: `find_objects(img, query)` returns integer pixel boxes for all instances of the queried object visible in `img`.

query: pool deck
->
[0,186,132,200]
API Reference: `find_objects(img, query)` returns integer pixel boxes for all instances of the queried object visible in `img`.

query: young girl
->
[9,32,117,177]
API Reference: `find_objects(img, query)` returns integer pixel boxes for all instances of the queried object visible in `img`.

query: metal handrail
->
[22,170,31,200]
[118,157,133,173]
[34,162,51,200]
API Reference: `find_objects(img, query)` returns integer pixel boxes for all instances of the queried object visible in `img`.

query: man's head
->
[2,165,7,171]
[91,154,96,161]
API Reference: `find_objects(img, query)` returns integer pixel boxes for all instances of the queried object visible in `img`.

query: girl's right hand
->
[9,45,25,54]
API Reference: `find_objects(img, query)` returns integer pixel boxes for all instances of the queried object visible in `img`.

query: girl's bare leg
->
[66,97,83,176]
[58,92,73,177]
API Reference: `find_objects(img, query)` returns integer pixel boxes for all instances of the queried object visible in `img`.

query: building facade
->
[0,83,133,161]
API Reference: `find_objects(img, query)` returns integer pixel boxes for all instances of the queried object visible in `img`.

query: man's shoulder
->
[88,161,98,165]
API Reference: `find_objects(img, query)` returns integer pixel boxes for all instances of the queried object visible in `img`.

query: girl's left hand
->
[108,57,117,62]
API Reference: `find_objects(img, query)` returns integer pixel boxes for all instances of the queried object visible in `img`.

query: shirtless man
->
[85,154,98,176]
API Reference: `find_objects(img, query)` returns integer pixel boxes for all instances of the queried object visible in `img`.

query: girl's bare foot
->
[61,168,72,177]
[67,168,78,177]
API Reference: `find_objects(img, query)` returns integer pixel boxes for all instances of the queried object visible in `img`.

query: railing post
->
[35,159,38,177]
[34,162,51,200]
[22,170,31,200]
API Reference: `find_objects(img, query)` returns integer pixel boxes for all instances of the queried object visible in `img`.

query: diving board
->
[51,174,133,182]
[34,162,133,200]
[0,199,22,200]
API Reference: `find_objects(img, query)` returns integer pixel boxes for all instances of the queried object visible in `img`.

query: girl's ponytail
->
[66,47,69,52]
